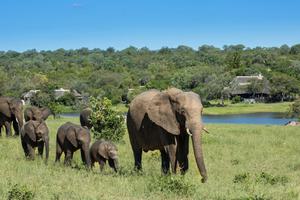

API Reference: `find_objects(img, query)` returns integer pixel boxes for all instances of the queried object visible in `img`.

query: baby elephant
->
[90,140,119,172]
[21,120,49,161]
[56,122,91,168]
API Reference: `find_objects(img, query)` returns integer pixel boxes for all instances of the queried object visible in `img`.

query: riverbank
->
[0,116,299,199]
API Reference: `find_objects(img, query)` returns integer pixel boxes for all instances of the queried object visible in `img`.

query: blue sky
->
[0,0,299,51]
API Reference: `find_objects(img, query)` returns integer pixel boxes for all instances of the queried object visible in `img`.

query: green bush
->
[7,184,35,200]
[231,96,242,104]
[56,93,77,106]
[288,99,300,118]
[89,97,125,142]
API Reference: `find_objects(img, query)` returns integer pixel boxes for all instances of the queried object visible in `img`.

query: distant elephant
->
[285,121,300,126]
[127,88,208,183]
[21,120,49,161]
[90,139,119,172]
[55,122,91,168]
[0,97,24,136]
[80,108,92,129]
[24,106,52,122]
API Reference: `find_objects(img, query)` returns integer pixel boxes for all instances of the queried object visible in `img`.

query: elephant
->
[80,108,92,129]
[20,120,49,161]
[90,139,119,172]
[127,88,208,183]
[0,97,24,136]
[24,106,52,122]
[55,122,91,168]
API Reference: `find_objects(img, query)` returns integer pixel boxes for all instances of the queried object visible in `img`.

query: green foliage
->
[1,45,300,104]
[56,93,77,106]
[232,96,242,104]
[7,184,35,200]
[288,99,300,118]
[89,97,125,142]
[147,175,196,196]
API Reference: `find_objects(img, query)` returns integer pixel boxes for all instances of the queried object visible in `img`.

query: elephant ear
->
[24,121,36,141]
[66,127,78,148]
[147,92,180,135]
[98,143,109,159]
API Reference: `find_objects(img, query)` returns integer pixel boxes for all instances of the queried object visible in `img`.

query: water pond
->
[60,112,295,125]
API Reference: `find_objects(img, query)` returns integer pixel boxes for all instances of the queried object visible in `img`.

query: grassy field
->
[204,102,292,115]
[0,117,300,199]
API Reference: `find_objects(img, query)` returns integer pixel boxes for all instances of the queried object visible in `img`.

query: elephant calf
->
[90,140,119,172]
[56,122,91,168]
[21,120,49,161]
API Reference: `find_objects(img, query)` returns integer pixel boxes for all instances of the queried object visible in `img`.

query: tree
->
[89,97,125,142]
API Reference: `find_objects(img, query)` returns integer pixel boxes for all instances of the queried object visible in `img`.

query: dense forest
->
[1,44,300,105]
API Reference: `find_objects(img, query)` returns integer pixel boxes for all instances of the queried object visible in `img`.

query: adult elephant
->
[80,108,92,129]
[55,122,91,168]
[24,106,52,122]
[0,97,24,136]
[127,88,208,183]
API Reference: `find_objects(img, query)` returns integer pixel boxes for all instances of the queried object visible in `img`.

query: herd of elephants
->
[0,88,210,183]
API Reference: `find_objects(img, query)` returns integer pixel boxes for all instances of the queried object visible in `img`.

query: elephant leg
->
[99,159,106,172]
[55,143,63,162]
[176,134,189,174]
[64,150,73,166]
[12,119,19,136]
[133,148,142,171]
[21,140,29,157]
[26,143,35,160]
[160,149,170,174]
[38,142,44,158]
[167,144,177,174]
[4,121,11,137]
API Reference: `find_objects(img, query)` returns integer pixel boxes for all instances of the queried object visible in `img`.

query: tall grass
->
[0,117,299,199]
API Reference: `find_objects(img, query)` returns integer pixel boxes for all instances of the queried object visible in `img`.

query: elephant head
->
[67,126,91,168]
[41,107,52,120]
[100,140,119,171]
[147,88,207,182]
[8,98,24,130]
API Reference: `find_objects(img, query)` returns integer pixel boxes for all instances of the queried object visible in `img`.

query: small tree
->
[288,99,300,118]
[89,97,125,142]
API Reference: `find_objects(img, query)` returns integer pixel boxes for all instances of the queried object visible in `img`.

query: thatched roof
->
[227,74,270,95]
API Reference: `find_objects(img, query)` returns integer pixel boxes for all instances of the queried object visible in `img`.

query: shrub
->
[231,96,242,104]
[7,184,35,200]
[89,97,125,142]
[288,99,300,118]
[56,93,77,106]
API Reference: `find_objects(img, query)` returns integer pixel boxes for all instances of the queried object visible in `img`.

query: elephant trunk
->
[44,136,49,162]
[83,146,91,169]
[113,159,119,172]
[189,123,207,183]
[15,112,24,135]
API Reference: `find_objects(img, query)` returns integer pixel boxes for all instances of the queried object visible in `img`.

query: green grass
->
[1,117,300,199]
[204,102,292,115]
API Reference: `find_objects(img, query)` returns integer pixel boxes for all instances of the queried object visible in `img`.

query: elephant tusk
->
[203,127,209,134]
[186,128,192,136]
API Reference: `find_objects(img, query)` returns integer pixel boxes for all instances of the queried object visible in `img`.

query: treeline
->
[1,44,300,104]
